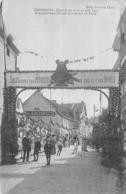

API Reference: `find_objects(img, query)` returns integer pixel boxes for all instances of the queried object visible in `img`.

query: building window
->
[7,48,10,56]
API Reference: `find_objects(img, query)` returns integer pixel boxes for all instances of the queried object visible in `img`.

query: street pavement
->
[0,146,126,194]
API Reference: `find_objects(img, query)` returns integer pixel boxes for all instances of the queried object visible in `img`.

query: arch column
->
[101,87,123,168]
[1,87,18,164]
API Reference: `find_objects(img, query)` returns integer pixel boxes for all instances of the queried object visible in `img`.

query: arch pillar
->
[1,87,18,164]
[101,87,123,168]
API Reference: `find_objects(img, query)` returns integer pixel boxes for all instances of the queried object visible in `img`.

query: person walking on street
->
[33,136,41,161]
[22,132,31,162]
[72,139,79,154]
[44,136,52,166]
[81,136,88,158]
[51,134,56,155]
[57,139,63,156]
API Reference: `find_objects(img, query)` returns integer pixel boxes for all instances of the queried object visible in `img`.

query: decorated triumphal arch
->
[1,60,121,164]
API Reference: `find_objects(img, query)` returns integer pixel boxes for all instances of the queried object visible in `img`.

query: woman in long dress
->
[72,139,79,154]
[81,137,88,158]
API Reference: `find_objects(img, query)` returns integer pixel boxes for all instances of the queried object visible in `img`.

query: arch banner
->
[5,70,119,89]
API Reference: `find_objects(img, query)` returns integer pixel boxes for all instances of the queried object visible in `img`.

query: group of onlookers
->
[21,132,88,166]
[72,136,88,156]
[21,132,64,165]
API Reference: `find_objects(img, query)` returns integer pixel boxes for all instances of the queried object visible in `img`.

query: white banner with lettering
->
[5,70,119,88]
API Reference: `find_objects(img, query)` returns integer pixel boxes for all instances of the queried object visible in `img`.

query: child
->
[44,136,52,165]
[57,139,63,156]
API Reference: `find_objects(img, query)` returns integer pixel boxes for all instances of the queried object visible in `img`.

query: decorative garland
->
[20,51,43,58]
[68,48,112,64]
[20,48,112,64]
[22,112,69,131]
[69,56,95,64]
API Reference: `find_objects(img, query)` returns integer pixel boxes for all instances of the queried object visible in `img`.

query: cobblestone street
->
[0,146,126,194]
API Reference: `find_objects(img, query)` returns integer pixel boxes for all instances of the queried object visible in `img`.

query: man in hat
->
[33,135,41,161]
[44,136,52,165]
[22,132,31,162]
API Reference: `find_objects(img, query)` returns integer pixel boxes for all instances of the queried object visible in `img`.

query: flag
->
[120,9,125,45]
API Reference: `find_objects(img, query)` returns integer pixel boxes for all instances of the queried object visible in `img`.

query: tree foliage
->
[91,109,123,168]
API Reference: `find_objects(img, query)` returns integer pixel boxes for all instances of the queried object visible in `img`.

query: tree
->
[91,108,123,169]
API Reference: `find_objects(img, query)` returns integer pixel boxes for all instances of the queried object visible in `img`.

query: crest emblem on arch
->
[48,60,80,87]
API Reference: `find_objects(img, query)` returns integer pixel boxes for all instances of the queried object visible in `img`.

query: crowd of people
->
[20,132,88,166]
[72,135,88,156]
[21,132,65,165]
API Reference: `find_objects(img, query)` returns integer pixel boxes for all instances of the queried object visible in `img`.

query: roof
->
[0,10,19,55]
[113,8,126,52]
[23,90,74,122]
[0,28,19,55]
[23,90,87,124]
[120,60,126,82]
[54,103,74,120]
[112,57,120,70]
[23,90,55,110]
[112,35,120,52]
[53,101,87,121]
[7,39,20,55]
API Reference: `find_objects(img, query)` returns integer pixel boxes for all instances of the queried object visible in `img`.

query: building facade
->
[0,9,19,164]
[113,7,126,149]
[21,90,88,141]
[113,8,126,125]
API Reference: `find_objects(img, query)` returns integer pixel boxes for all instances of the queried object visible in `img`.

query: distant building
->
[22,90,88,137]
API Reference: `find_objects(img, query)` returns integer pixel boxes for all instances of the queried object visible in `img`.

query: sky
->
[2,0,125,117]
